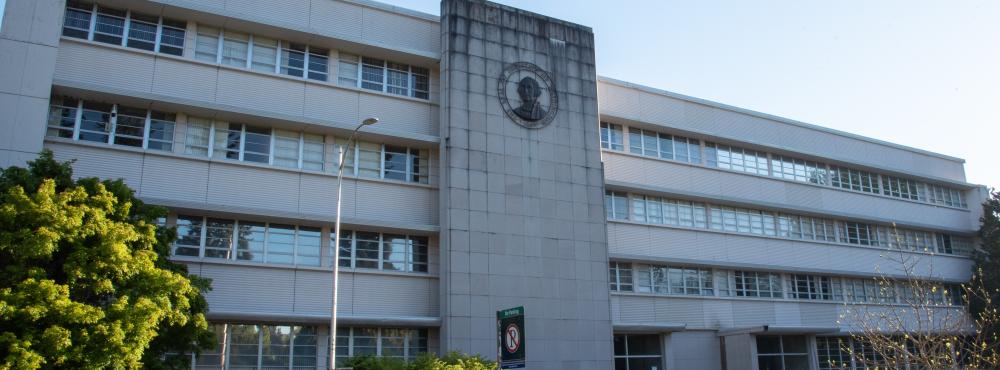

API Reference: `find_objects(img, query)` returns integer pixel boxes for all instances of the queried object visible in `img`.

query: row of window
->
[605,191,974,255]
[47,96,432,184]
[600,122,968,208]
[335,327,429,366]
[171,215,429,273]
[172,323,319,370]
[169,324,428,370]
[609,262,963,306]
[61,3,433,100]
[815,336,975,370]
[63,1,185,56]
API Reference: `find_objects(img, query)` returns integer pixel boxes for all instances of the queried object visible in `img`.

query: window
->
[609,262,633,292]
[788,275,837,301]
[336,231,428,272]
[816,337,851,370]
[605,191,629,220]
[212,123,270,163]
[273,129,302,168]
[172,216,325,267]
[335,327,427,366]
[775,214,837,242]
[251,36,278,72]
[62,1,92,39]
[357,141,382,178]
[840,222,880,246]
[93,6,126,45]
[634,264,713,296]
[386,62,410,95]
[613,334,662,370]
[47,97,177,152]
[705,142,768,175]
[937,234,973,255]
[627,129,702,164]
[184,117,212,156]
[411,67,430,99]
[770,155,827,184]
[46,96,79,139]
[158,18,186,56]
[62,3,187,55]
[632,196,707,228]
[882,175,921,201]
[280,42,306,77]
[113,105,146,147]
[927,184,967,208]
[830,166,879,194]
[600,122,624,150]
[723,271,783,298]
[628,128,658,157]
[708,206,776,236]
[756,336,809,370]
[221,30,249,67]
[361,57,385,91]
[384,146,429,183]
[307,47,329,81]
[302,133,325,171]
[126,12,158,51]
[147,111,176,151]
[195,25,220,62]
[880,228,934,252]
[338,53,360,86]
[190,324,317,370]
[843,278,894,303]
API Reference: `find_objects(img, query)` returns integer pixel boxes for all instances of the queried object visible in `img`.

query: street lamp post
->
[330,117,378,369]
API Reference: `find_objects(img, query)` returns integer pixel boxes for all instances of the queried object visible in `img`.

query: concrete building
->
[0,0,985,369]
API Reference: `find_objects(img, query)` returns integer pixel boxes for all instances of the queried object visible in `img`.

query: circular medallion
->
[498,62,558,129]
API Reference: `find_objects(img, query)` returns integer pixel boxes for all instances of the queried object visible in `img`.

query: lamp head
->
[362,117,379,126]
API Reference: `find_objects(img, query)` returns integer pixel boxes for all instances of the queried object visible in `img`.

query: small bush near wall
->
[342,352,496,370]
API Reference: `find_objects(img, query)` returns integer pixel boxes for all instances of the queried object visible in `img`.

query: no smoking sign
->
[497,306,525,368]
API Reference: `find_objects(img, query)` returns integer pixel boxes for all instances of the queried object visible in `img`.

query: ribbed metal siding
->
[604,153,976,231]
[608,222,973,280]
[45,142,438,227]
[53,41,439,137]
[598,81,967,181]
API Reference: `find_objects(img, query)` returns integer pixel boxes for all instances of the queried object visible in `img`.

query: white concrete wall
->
[0,0,63,167]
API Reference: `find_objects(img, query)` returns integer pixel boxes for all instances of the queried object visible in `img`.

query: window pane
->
[204,218,234,259]
[222,31,249,67]
[174,215,202,257]
[79,101,112,143]
[273,129,300,168]
[126,13,158,51]
[251,36,278,72]
[338,53,359,87]
[302,134,325,171]
[236,221,266,262]
[281,43,306,77]
[243,125,271,163]
[47,96,78,139]
[113,106,146,147]
[62,2,92,39]
[383,145,408,181]
[93,6,125,44]
[361,57,385,91]
[308,47,329,81]
[147,111,175,151]
[159,18,186,56]
[195,25,219,62]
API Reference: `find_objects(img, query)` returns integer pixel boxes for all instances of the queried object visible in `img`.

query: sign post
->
[497,306,525,369]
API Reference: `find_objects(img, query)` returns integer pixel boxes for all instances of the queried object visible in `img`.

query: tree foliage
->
[342,351,496,370]
[0,151,214,369]
[973,189,1000,343]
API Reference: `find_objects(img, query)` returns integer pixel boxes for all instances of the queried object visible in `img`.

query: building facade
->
[0,0,986,369]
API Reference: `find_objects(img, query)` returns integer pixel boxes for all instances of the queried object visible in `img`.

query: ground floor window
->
[335,327,428,367]
[170,323,318,369]
[757,335,809,370]
[614,334,663,370]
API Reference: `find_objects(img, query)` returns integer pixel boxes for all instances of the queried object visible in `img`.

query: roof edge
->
[339,0,440,22]
[597,76,967,164]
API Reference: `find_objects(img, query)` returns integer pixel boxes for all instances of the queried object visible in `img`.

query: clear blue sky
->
[391,0,1000,188]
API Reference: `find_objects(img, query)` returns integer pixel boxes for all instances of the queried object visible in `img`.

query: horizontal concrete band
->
[206,311,442,327]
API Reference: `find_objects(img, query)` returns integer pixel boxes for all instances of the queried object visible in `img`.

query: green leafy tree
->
[973,189,1000,346]
[0,151,214,369]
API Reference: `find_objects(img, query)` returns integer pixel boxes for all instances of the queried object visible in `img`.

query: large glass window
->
[609,262,633,292]
[172,216,324,267]
[600,122,625,150]
[48,97,179,152]
[308,47,330,81]
[46,96,79,139]
[634,264,713,296]
[383,146,430,183]
[93,6,126,45]
[816,337,851,370]
[189,323,317,370]
[705,142,769,175]
[113,105,147,147]
[338,53,360,86]
[882,175,922,201]
[195,25,220,62]
[335,231,428,272]
[723,271,783,298]
[627,128,701,164]
[613,334,662,370]
[605,191,629,220]
[125,12,158,51]
[185,117,212,156]
[361,57,386,91]
[280,42,306,77]
[221,30,249,67]
[62,1,93,39]
[927,184,967,208]
[840,222,880,246]
[756,335,809,370]
[148,111,176,151]
[251,36,278,73]
[335,328,427,366]
[830,166,879,194]
[159,18,186,56]
[771,155,827,185]
[788,275,837,301]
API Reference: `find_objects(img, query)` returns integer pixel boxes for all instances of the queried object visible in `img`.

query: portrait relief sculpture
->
[513,77,547,121]
[498,62,558,129]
